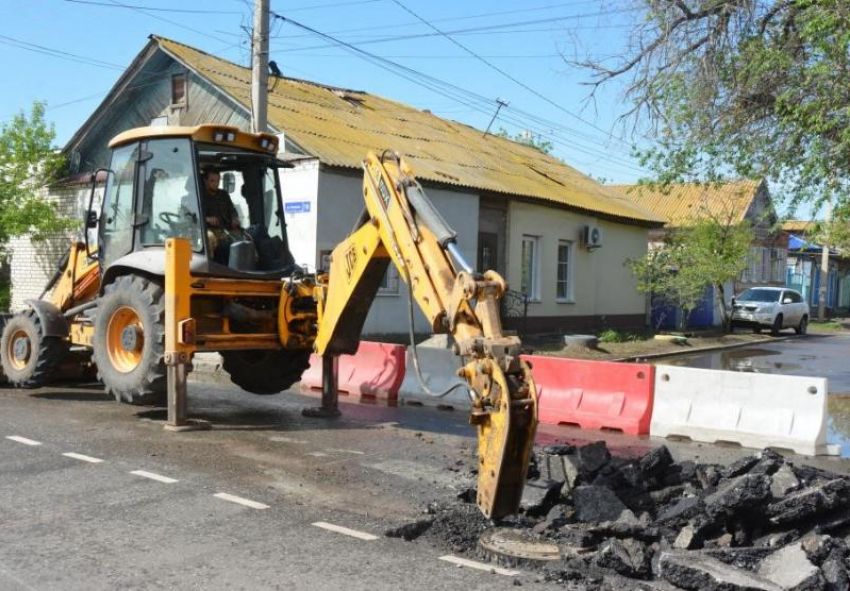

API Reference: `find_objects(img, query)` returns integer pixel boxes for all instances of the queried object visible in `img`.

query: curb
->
[614,334,800,363]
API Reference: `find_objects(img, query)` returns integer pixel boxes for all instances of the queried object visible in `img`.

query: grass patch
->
[809,320,846,331]
[597,329,647,343]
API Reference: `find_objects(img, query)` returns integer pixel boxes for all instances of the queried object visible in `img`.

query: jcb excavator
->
[0,125,537,519]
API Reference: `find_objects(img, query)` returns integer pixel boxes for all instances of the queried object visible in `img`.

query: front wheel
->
[92,275,167,405]
[795,316,808,335]
[222,350,311,394]
[770,314,783,336]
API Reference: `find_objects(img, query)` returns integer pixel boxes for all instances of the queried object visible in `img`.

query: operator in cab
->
[201,168,248,264]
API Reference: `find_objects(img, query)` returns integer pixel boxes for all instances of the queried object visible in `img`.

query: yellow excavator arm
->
[314,151,538,519]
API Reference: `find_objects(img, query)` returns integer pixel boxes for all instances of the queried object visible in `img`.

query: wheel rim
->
[107,306,144,373]
[7,329,32,371]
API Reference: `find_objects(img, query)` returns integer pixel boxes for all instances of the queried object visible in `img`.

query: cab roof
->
[108,124,279,155]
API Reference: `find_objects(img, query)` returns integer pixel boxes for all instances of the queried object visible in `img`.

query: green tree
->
[0,102,72,244]
[579,0,850,211]
[495,128,554,154]
[628,215,753,331]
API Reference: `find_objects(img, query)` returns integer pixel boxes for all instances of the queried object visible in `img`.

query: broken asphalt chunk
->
[658,550,782,591]
[573,485,629,523]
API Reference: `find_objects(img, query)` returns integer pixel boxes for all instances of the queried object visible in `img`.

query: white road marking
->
[213,492,270,509]
[130,470,178,484]
[325,448,365,455]
[306,451,329,458]
[62,452,103,464]
[439,555,519,576]
[269,436,308,444]
[374,422,399,429]
[5,436,41,446]
[312,521,378,541]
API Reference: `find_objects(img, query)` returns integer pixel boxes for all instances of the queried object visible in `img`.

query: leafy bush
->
[597,329,645,343]
[0,281,9,312]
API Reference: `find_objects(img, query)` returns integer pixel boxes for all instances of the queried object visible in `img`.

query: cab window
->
[139,138,203,251]
[100,142,138,267]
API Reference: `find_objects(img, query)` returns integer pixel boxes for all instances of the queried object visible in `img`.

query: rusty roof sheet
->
[781,220,817,233]
[154,36,662,226]
[610,179,762,227]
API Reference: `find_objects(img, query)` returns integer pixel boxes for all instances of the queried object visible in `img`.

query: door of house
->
[478,232,499,273]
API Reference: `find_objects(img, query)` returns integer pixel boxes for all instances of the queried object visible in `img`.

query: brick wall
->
[9,183,102,311]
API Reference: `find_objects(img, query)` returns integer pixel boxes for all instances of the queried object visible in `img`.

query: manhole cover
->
[479,528,561,561]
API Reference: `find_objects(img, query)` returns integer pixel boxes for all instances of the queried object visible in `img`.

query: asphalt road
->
[659,333,850,394]
[2,374,850,589]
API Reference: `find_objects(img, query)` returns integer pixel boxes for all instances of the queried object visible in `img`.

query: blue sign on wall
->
[284,201,312,214]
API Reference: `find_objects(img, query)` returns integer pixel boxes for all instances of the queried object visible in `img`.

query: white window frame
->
[520,235,541,302]
[377,265,400,296]
[555,239,574,303]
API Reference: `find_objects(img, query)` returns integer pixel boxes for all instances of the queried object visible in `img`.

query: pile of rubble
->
[389,441,850,590]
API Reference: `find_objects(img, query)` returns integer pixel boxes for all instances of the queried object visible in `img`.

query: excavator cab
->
[95,125,295,280]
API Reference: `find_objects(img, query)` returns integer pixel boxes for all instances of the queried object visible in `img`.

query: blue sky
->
[0,0,817,217]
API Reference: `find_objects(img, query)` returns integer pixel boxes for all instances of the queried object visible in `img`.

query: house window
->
[556,240,573,301]
[171,73,187,106]
[378,266,400,296]
[520,235,540,301]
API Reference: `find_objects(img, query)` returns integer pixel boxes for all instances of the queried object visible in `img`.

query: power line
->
[386,0,632,151]
[269,14,645,172]
[63,0,242,14]
[0,35,126,71]
[278,0,628,40]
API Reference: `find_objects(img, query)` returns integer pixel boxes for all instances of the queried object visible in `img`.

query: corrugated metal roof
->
[610,180,761,227]
[781,220,816,233]
[154,36,663,226]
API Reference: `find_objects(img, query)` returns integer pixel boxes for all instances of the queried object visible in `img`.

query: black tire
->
[0,310,67,388]
[770,314,783,336]
[795,315,808,335]
[222,349,311,394]
[92,275,167,405]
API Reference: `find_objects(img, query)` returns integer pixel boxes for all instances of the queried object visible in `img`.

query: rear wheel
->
[92,275,167,405]
[0,310,67,388]
[795,315,808,335]
[770,314,783,336]
[222,349,311,394]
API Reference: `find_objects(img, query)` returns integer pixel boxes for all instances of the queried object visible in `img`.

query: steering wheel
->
[159,212,184,226]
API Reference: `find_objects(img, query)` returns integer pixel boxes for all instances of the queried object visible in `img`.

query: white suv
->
[731,287,810,335]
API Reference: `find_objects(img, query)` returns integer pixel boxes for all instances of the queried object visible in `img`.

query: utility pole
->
[251,0,270,133]
[817,198,834,321]
[483,99,508,138]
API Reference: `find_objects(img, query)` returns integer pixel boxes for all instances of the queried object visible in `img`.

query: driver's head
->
[201,168,220,195]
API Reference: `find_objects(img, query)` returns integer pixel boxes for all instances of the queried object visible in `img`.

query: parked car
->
[730,287,809,335]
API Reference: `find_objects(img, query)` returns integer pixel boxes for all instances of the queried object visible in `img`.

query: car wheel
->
[795,315,808,335]
[770,314,783,336]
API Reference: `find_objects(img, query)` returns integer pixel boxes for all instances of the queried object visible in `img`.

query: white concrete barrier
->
[650,365,838,456]
[397,346,472,410]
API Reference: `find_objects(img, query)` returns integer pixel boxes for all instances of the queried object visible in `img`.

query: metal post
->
[302,355,341,418]
[167,358,187,426]
[251,0,270,133]
[818,199,834,321]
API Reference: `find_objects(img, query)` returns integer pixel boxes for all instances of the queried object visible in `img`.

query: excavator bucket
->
[472,359,538,520]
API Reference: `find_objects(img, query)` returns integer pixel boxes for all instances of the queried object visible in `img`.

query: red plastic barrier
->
[522,355,654,435]
[300,341,406,401]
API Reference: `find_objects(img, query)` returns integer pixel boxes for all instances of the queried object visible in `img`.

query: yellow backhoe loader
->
[0,125,537,519]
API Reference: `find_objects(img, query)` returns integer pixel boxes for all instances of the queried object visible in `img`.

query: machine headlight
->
[214,131,224,142]
[225,132,236,142]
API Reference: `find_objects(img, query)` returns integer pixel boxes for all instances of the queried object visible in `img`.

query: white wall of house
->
[506,200,648,321]
[315,169,479,336]
[9,184,100,311]
[279,158,320,272]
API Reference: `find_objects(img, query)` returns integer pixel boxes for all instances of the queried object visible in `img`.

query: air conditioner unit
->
[582,225,603,249]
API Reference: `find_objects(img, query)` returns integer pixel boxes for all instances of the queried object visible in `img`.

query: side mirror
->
[86,210,99,229]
